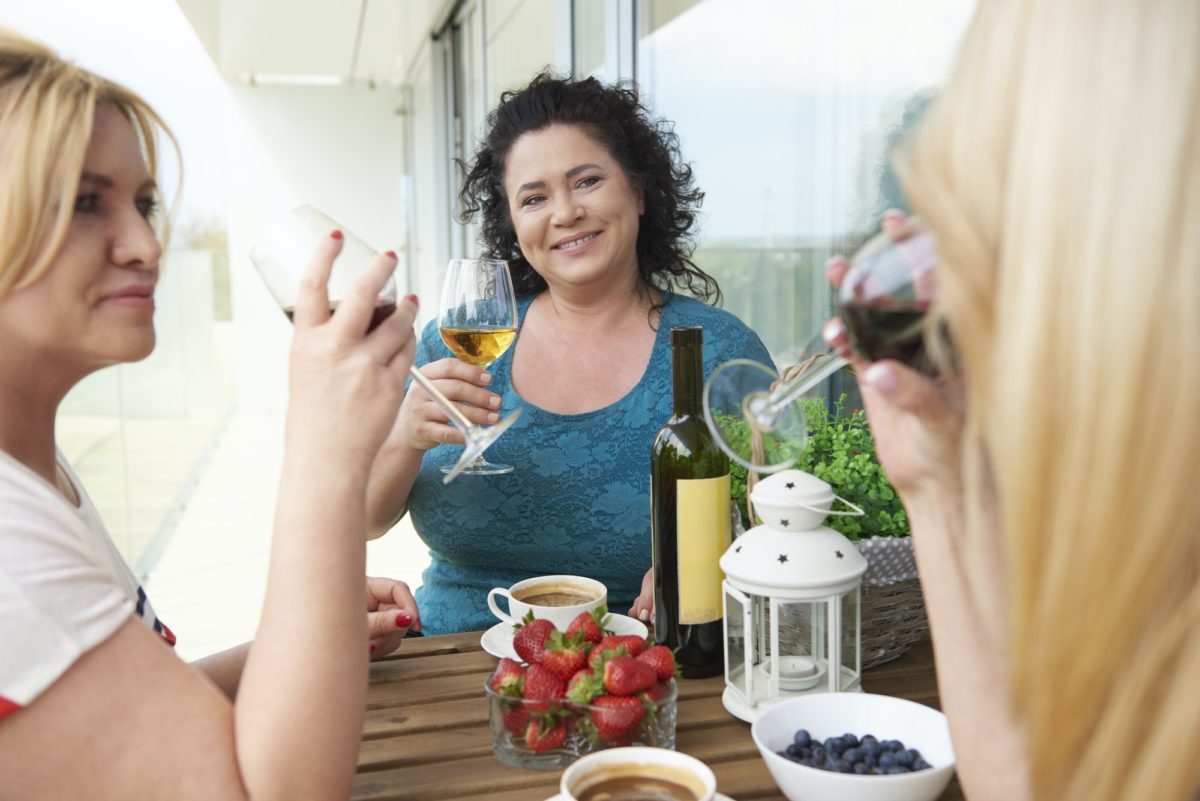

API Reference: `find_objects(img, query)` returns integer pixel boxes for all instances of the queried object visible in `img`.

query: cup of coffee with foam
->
[486,574,606,630]
[560,747,717,801]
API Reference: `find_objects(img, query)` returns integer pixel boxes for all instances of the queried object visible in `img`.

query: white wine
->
[440,326,517,366]
[651,327,731,678]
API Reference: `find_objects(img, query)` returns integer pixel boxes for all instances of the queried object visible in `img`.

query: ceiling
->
[176,0,449,85]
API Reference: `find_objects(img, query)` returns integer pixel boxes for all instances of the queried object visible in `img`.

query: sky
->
[0,0,228,239]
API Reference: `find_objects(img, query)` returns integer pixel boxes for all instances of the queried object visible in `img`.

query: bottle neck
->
[671,340,703,417]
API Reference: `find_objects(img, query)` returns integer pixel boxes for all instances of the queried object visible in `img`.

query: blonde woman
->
[0,31,420,800]
[825,1,1200,799]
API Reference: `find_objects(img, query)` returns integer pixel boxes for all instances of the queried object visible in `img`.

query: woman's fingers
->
[329,250,400,338]
[363,294,419,366]
[291,230,342,328]
[628,568,654,623]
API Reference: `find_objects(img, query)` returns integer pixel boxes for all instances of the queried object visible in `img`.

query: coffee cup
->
[486,574,606,630]
[560,747,717,801]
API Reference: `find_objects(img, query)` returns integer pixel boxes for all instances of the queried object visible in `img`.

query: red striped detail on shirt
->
[0,696,21,723]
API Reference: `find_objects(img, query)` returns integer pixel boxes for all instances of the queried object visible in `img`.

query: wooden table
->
[353,632,963,800]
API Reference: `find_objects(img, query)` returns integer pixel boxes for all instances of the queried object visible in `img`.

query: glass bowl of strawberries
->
[485,608,680,770]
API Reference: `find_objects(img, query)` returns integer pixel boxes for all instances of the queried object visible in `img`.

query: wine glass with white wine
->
[704,216,940,473]
[249,206,520,484]
[436,258,521,476]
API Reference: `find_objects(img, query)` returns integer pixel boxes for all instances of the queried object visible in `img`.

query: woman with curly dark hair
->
[366,71,772,635]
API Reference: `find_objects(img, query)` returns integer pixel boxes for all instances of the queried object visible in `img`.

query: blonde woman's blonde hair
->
[0,29,176,295]
[898,0,1200,799]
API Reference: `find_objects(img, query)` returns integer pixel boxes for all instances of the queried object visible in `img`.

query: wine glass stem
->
[763,355,849,419]
[407,366,474,430]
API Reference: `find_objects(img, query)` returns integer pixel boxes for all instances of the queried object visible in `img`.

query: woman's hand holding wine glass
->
[285,230,418,473]
[822,212,963,499]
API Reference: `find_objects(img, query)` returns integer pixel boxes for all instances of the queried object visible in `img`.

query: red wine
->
[282,300,396,332]
[840,303,936,375]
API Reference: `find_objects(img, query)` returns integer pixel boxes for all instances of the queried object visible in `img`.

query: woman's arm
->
[0,238,417,801]
[364,357,503,537]
[192,642,251,700]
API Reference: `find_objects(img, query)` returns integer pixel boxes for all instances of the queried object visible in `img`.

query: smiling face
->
[504,124,645,295]
[0,104,162,376]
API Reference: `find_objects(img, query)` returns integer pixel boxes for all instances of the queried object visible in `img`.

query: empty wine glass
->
[436,258,520,476]
[704,216,938,473]
[249,206,519,484]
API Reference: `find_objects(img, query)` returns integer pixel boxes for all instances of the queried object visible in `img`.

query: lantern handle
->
[797,494,864,517]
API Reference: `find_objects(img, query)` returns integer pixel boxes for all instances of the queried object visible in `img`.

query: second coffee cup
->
[487,574,607,630]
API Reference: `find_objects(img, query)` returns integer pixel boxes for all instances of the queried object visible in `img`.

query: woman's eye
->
[577,176,600,189]
[136,197,159,220]
[521,194,545,207]
[74,193,101,214]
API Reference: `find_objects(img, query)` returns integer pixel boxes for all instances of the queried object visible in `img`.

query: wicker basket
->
[855,536,928,670]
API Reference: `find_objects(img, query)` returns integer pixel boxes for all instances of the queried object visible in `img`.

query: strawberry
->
[638,680,673,706]
[512,611,556,665]
[565,668,604,706]
[522,662,567,713]
[601,655,657,696]
[502,702,530,737]
[489,658,526,696]
[524,717,567,753]
[636,645,678,682]
[587,634,639,671]
[589,695,645,744]
[541,630,589,682]
[566,605,608,646]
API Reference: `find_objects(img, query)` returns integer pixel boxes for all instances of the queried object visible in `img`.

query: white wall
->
[226,83,407,412]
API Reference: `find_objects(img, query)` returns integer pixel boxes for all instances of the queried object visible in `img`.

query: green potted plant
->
[728,394,928,669]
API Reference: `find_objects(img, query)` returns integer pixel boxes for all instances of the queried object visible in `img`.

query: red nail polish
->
[369,643,377,654]
[385,250,397,260]
[331,230,343,240]
[396,613,412,628]
[405,294,419,307]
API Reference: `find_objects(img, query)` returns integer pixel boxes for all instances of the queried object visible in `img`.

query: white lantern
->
[720,469,868,722]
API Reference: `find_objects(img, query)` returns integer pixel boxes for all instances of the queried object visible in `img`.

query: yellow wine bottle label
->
[676,474,731,624]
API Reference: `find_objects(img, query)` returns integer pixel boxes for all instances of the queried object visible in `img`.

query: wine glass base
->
[440,407,522,484]
[445,462,515,476]
[703,359,810,474]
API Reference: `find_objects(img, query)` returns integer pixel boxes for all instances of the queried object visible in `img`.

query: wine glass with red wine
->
[249,205,520,484]
[703,216,939,473]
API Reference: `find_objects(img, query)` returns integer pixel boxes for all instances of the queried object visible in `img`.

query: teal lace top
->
[407,293,773,634]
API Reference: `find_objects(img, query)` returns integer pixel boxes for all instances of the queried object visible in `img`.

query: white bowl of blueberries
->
[750,693,956,801]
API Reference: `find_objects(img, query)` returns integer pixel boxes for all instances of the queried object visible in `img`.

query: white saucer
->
[481,613,650,661]
[544,794,736,801]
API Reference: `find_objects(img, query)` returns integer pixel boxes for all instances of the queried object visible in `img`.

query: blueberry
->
[842,733,859,748]
[861,740,881,757]
[785,744,804,758]
[913,759,932,771]
[823,736,839,753]
[878,752,897,769]
[885,766,908,775]
[885,739,905,752]
[811,746,826,762]
[792,729,812,748]
[860,734,879,747]
[853,762,870,775]
[843,747,862,764]
[896,749,917,768]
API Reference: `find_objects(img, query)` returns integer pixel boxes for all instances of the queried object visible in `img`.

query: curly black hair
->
[457,70,721,305]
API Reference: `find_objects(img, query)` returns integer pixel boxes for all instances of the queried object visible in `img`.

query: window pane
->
[636,0,975,370]
[486,0,561,100]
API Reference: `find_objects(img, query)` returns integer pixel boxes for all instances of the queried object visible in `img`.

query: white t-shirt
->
[0,449,174,723]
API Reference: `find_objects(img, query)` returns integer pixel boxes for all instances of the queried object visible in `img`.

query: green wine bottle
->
[651,326,731,678]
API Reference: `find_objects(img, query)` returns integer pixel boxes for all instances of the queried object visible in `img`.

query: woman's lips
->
[552,231,601,252]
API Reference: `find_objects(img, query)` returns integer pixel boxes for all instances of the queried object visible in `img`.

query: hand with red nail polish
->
[819,218,964,500]
[366,576,422,659]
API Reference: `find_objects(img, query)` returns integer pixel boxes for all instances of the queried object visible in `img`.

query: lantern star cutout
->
[777,554,789,564]
[735,545,742,553]
[835,550,844,559]
[780,519,790,527]
[785,482,795,489]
